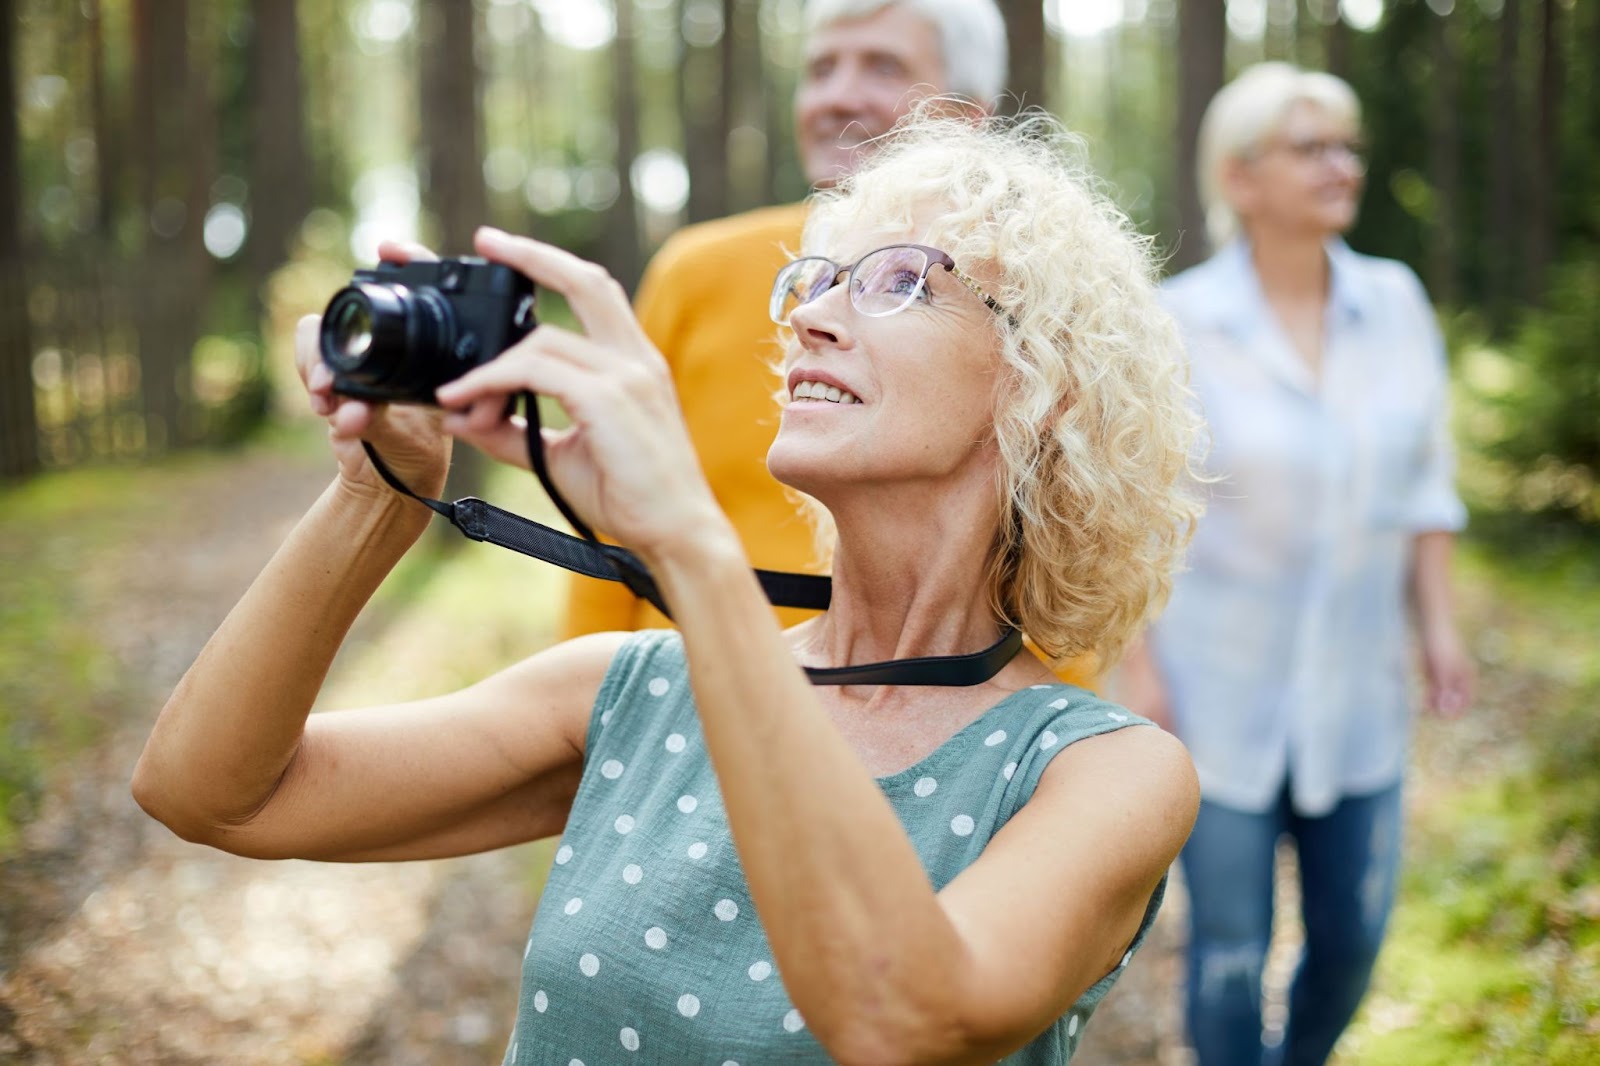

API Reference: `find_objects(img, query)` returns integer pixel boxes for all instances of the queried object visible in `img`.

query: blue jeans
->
[1179,781,1403,1066]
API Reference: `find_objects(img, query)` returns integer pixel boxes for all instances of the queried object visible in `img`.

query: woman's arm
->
[1410,530,1475,717]
[653,538,1197,1065]
[133,282,606,862]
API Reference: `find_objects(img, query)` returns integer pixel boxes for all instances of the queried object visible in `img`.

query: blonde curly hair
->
[789,104,1203,669]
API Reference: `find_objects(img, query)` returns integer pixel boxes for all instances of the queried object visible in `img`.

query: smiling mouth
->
[789,379,862,405]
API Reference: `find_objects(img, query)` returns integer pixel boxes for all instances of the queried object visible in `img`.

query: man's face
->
[794,5,948,188]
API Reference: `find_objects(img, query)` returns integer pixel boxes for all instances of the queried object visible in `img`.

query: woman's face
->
[1228,100,1365,240]
[766,226,1006,501]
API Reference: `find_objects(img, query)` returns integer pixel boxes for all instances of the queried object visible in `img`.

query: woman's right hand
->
[294,239,453,501]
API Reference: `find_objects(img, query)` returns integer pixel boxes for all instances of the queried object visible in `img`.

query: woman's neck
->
[798,482,1004,670]
[1244,226,1334,377]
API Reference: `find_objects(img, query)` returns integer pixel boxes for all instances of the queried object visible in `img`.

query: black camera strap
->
[358,392,1023,687]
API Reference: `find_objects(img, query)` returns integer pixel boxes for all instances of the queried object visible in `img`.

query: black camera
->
[319,257,537,405]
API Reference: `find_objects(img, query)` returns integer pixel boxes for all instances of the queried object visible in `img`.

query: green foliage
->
[1453,252,1600,530]
[1342,547,1600,1065]
[0,467,143,852]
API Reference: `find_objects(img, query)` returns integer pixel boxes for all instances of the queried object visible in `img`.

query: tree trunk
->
[681,0,726,222]
[419,0,486,251]
[1173,0,1227,269]
[608,0,642,289]
[418,0,490,503]
[1426,3,1460,306]
[131,0,211,452]
[1001,0,1047,110]
[1523,0,1560,304]
[1324,4,1350,78]
[85,0,118,241]
[1487,0,1522,330]
[0,0,38,479]
[245,0,311,298]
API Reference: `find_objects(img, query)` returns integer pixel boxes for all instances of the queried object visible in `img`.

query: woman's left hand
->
[1420,624,1476,718]
[435,227,730,562]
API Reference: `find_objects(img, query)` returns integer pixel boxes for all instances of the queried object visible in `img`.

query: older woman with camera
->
[134,109,1202,1065]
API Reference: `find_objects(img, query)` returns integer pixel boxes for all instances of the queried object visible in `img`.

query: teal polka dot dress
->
[506,631,1164,1064]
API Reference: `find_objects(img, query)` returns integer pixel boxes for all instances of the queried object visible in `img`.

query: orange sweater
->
[559,203,821,636]
[557,203,1100,690]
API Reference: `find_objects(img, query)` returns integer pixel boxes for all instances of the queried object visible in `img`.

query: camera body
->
[319,257,537,405]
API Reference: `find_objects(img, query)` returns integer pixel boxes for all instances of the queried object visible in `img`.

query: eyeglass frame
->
[769,242,1011,326]
[1255,135,1367,172]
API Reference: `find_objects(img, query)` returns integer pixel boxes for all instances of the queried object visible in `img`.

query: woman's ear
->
[1219,154,1258,226]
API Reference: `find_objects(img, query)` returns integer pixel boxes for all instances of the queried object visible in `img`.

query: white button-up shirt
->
[1153,240,1466,816]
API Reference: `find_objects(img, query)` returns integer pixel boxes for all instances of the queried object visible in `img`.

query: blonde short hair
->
[1197,62,1361,248]
[794,104,1203,669]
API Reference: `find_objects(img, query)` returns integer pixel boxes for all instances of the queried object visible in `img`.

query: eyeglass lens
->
[770,245,932,326]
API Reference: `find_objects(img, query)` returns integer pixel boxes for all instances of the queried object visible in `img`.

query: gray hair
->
[804,0,1009,105]
[1197,61,1361,248]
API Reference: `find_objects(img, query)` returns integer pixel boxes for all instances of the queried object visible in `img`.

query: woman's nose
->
[788,286,853,349]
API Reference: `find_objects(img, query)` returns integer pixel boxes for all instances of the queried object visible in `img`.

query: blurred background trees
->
[1,0,1595,530]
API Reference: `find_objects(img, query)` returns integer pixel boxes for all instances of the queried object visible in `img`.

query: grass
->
[1336,538,1600,1065]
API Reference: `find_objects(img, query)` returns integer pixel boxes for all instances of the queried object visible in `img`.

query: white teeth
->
[790,380,861,405]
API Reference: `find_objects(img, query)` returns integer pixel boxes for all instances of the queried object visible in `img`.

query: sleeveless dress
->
[506,631,1165,1064]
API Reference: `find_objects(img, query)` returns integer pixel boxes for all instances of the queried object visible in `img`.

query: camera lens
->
[319,281,454,388]
[328,299,373,362]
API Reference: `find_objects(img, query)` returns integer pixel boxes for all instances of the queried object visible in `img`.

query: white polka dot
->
[1068,1012,1080,1036]
[569,1060,584,1066]
[1031,683,1052,689]
[677,993,701,1018]
[1120,949,1133,968]
[615,814,636,834]
[951,814,976,837]
[579,953,600,977]
[722,1061,740,1066]
[645,926,668,950]
[648,677,671,697]
[984,729,1008,746]
[687,841,708,860]
[600,709,614,726]
[563,897,583,915]
[913,776,937,798]
[554,845,573,865]
[665,733,687,753]
[622,863,643,885]
[783,1009,805,1033]
[1003,762,1017,781]
[620,1027,640,1051]
[1108,710,1128,722]
[524,938,532,959]
[1040,730,1059,750]
[1049,697,1070,710]
[714,899,739,921]
[748,961,772,981]
[509,1040,518,1062]
[601,759,625,779]
[677,794,699,814]
[534,990,548,1013]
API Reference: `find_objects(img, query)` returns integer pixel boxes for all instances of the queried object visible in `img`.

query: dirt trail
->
[0,442,1188,1064]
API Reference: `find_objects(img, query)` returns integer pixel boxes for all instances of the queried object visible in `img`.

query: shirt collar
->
[1204,237,1370,335]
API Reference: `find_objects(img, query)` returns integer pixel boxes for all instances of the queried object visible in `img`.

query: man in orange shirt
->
[563,2,1104,688]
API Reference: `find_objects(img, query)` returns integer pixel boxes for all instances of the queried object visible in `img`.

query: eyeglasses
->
[1271,137,1367,172]
[769,243,1008,326]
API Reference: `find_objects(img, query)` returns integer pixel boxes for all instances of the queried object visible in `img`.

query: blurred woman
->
[135,108,1204,1064]
[1119,62,1476,1066]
